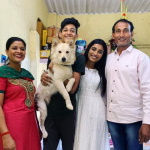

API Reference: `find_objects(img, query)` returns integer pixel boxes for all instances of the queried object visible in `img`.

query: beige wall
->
[48,12,150,56]
[0,0,49,70]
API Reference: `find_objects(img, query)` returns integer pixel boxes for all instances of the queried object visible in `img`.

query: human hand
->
[48,62,54,73]
[41,71,52,86]
[2,134,16,150]
[139,124,150,144]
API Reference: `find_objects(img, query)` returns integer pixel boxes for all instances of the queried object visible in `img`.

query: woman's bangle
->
[1,131,10,137]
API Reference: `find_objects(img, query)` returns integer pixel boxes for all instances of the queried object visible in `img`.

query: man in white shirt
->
[106,19,150,150]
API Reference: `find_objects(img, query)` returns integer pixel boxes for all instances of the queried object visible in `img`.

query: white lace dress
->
[74,67,110,150]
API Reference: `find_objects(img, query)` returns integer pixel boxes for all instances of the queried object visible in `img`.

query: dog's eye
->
[66,51,69,54]
[59,51,61,53]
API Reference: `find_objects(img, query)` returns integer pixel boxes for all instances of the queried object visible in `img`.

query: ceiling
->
[44,0,150,15]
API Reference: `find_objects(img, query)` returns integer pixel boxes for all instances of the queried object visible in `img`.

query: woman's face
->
[88,44,104,63]
[6,41,26,64]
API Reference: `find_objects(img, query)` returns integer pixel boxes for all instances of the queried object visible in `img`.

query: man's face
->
[59,24,78,43]
[112,22,133,49]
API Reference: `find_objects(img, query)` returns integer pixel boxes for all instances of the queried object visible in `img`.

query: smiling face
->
[112,21,133,49]
[87,44,104,64]
[59,24,78,43]
[6,41,26,64]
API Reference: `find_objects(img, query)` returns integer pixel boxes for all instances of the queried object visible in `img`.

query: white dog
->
[35,38,76,138]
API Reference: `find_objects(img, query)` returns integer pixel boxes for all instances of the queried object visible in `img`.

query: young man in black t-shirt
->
[41,17,85,150]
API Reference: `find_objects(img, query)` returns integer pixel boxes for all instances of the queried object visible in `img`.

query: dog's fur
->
[35,38,76,138]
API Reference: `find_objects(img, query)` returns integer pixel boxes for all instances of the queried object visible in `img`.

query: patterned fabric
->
[8,78,35,109]
[0,65,34,80]
[0,66,41,150]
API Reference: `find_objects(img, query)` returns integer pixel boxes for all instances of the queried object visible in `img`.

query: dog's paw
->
[66,104,73,110]
[66,84,72,92]
[66,78,75,92]
[43,131,48,139]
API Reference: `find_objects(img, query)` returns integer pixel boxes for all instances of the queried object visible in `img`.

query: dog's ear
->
[67,38,75,48]
[52,37,61,47]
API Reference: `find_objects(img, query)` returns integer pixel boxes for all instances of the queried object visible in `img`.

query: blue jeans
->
[107,121,143,150]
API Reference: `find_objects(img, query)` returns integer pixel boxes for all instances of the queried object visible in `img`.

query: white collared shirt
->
[106,45,150,124]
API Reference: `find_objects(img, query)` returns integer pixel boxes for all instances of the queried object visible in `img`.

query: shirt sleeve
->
[0,77,7,93]
[72,53,85,75]
[138,54,150,124]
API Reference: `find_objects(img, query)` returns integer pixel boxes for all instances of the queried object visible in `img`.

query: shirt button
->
[113,80,115,82]
[111,100,113,102]
[112,90,113,92]
[117,59,119,61]
[109,111,111,112]
[115,70,117,71]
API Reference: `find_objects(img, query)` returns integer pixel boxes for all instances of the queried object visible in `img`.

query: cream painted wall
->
[48,12,150,56]
[48,13,57,26]
[29,31,40,87]
[0,0,49,70]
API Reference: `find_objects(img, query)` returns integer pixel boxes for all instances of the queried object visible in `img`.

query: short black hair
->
[112,19,134,33]
[6,37,26,50]
[60,17,80,34]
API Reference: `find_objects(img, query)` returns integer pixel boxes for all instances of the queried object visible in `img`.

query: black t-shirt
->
[46,52,85,119]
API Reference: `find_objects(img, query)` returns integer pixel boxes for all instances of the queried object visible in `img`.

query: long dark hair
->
[84,39,107,96]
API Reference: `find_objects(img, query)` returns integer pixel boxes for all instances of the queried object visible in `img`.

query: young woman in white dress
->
[74,39,110,150]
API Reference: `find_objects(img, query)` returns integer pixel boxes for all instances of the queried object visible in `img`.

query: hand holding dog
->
[41,71,52,86]
[2,134,16,150]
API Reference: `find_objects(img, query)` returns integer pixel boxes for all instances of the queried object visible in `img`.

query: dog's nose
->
[62,57,66,62]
